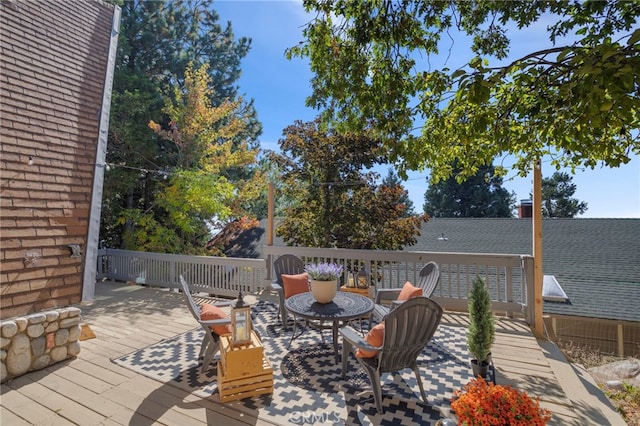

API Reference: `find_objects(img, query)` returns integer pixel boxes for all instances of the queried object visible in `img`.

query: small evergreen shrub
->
[467,275,495,362]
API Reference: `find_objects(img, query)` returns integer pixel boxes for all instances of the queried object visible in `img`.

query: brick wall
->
[0,0,116,319]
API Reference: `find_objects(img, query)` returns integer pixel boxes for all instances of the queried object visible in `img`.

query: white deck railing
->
[96,249,265,298]
[97,246,534,324]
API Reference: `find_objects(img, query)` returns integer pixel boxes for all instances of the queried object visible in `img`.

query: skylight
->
[543,275,569,302]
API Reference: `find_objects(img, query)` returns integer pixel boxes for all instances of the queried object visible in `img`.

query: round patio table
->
[285,291,374,363]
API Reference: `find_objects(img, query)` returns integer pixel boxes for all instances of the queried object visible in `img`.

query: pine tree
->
[540,172,588,218]
[423,163,515,217]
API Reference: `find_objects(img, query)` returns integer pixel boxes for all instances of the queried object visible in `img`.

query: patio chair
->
[179,275,233,374]
[270,254,306,326]
[340,296,443,414]
[371,261,440,323]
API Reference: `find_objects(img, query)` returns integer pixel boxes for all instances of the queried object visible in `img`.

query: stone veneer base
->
[0,307,82,383]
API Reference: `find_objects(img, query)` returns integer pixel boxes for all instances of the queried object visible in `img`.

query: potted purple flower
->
[305,262,344,303]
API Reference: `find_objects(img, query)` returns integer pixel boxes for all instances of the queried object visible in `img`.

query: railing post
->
[522,256,536,327]
[532,161,545,338]
[618,323,624,357]
[170,257,176,288]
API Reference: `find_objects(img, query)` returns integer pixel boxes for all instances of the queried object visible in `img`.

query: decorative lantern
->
[347,274,355,288]
[231,291,252,347]
[355,269,369,289]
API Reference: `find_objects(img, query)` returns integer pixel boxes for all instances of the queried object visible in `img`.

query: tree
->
[539,172,587,218]
[101,0,262,249]
[134,63,262,254]
[382,168,415,217]
[287,1,639,183]
[269,119,426,249]
[424,163,515,217]
[467,275,495,364]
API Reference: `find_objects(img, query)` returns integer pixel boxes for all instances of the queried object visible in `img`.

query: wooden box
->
[340,285,372,298]
[217,354,273,403]
[219,331,264,380]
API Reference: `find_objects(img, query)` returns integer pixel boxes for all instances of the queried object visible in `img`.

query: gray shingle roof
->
[225,218,640,322]
[413,218,640,322]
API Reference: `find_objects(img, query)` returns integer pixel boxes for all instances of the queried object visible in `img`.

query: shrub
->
[452,377,552,425]
[467,275,495,362]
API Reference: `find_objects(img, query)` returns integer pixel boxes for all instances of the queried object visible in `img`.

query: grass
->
[558,340,639,425]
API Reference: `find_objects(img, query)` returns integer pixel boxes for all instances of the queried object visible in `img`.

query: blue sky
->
[215,1,640,218]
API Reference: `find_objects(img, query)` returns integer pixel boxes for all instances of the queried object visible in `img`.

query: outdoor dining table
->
[284,291,374,363]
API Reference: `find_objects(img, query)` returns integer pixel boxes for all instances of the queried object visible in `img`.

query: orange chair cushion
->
[356,322,385,358]
[397,281,423,301]
[282,272,309,299]
[200,303,231,335]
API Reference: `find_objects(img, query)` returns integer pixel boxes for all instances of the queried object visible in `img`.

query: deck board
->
[1,383,76,426]
[29,368,133,420]
[0,281,624,425]
[7,374,107,425]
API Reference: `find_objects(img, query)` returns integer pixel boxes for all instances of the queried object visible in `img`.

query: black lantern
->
[356,269,369,289]
[231,291,252,346]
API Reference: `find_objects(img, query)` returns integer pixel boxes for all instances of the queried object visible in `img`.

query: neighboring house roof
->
[411,218,640,323]
[224,218,640,323]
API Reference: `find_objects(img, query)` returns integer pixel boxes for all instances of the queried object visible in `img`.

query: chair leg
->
[341,341,351,379]
[413,365,428,403]
[365,368,384,414]
[201,340,219,374]
[199,334,209,358]
[279,297,288,327]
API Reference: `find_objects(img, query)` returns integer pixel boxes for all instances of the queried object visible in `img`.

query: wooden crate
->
[340,286,372,298]
[217,352,273,403]
[219,331,265,379]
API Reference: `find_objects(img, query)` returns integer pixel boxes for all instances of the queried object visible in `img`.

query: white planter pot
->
[309,280,338,303]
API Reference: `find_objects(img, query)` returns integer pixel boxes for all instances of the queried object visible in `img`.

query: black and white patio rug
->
[112,300,472,425]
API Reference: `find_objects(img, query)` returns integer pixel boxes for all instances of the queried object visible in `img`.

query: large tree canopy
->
[116,63,261,254]
[287,0,639,182]
[269,119,426,249]
[102,0,262,250]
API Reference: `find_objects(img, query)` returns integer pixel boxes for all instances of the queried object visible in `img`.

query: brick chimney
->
[518,199,533,218]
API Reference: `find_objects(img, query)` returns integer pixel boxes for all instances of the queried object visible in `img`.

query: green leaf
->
[557,48,571,62]
[628,28,640,46]
[451,69,467,79]
[599,101,613,112]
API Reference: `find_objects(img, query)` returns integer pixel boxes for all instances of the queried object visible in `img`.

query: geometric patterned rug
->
[112,300,473,425]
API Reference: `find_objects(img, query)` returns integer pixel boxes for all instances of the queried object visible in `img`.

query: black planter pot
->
[470,353,495,383]
[470,358,490,379]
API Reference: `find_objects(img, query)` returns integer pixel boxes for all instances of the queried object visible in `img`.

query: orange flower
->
[451,377,552,425]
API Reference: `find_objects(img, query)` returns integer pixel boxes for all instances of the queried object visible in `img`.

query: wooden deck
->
[0,281,624,425]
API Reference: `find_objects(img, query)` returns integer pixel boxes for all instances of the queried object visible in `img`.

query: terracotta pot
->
[309,279,338,303]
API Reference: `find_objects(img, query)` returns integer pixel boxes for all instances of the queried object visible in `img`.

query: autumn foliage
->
[451,377,552,425]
